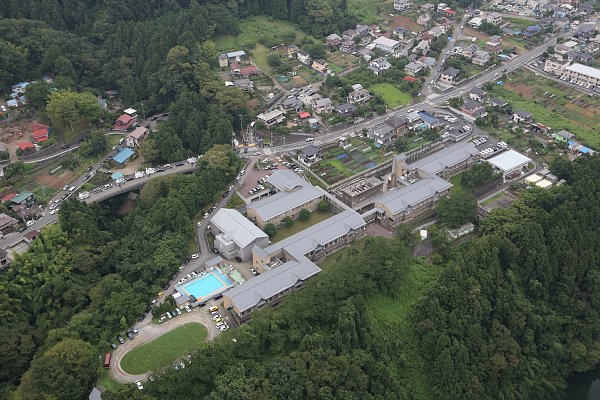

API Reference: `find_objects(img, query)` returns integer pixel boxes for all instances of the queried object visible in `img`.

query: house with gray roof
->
[335,103,357,116]
[211,208,269,261]
[246,170,326,228]
[367,124,395,147]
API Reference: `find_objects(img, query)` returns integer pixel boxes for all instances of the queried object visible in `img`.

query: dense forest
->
[0,145,240,399]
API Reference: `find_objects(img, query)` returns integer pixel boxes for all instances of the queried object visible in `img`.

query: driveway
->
[109,309,219,384]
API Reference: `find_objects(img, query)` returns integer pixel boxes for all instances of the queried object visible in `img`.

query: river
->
[565,366,600,400]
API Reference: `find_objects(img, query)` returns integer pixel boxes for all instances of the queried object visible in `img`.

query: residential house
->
[340,40,356,53]
[461,100,487,117]
[472,50,491,66]
[233,78,254,92]
[17,142,36,154]
[225,50,247,63]
[412,40,430,55]
[394,0,411,11]
[11,191,34,206]
[562,63,600,86]
[281,97,303,112]
[544,56,570,75]
[439,67,461,84]
[512,110,533,123]
[368,124,395,147]
[420,3,435,12]
[285,45,299,56]
[384,115,408,133]
[468,87,486,102]
[486,35,502,52]
[568,51,594,64]
[302,145,321,163]
[218,54,228,68]
[421,56,436,68]
[335,103,357,116]
[343,29,357,40]
[297,50,311,65]
[373,37,400,54]
[576,23,597,38]
[0,213,18,234]
[368,57,392,75]
[462,44,479,59]
[418,111,439,128]
[312,98,333,114]
[232,65,258,78]
[358,48,373,61]
[403,75,417,84]
[312,59,329,73]
[554,129,575,142]
[441,8,456,18]
[348,88,372,105]
[404,61,425,76]
[406,110,422,123]
[423,26,446,41]
[487,12,503,24]
[393,27,415,45]
[257,109,286,127]
[355,24,371,37]
[468,17,483,28]
[326,33,342,47]
[112,113,137,131]
[126,126,148,148]
[487,97,509,109]
[417,13,431,26]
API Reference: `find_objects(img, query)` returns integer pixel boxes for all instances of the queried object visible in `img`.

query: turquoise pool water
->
[181,271,233,300]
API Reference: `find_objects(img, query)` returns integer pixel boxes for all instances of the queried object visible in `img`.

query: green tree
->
[24,81,52,109]
[299,209,310,221]
[394,137,410,153]
[46,90,101,129]
[267,54,282,67]
[0,40,28,89]
[437,191,476,228]
[30,339,97,400]
[283,216,294,227]
[264,223,278,236]
[317,200,330,212]
[78,130,108,157]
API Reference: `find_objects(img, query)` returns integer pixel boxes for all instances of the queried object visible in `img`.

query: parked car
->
[126,331,134,340]
[135,380,144,390]
[117,335,125,344]
[110,343,118,350]
[249,267,258,276]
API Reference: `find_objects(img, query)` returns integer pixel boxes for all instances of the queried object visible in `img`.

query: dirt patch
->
[246,99,260,114]
[35,170,77,190]
[461,27,490,42]
[564,102,596,120]
[113,154,146,175]
[392,15,424,32]
[504,82,536,99]
[292,76,308,86]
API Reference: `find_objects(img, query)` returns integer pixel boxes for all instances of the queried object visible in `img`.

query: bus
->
[103,352,112,369]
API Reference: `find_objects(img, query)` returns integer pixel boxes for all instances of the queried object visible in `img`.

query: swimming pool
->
[179,271,233,300]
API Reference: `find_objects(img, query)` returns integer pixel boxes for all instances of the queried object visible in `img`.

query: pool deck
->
[177,270,234,301]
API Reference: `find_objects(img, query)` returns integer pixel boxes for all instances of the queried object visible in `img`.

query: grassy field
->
[495,69,600,149]
[348,0,392,24]
[270,210,334,242]
[120,323,207,375]
[505,16,535,29]
[97,370,123,393]
[251,43,273,77]
[368,259,443,400]
[370,83,411,108]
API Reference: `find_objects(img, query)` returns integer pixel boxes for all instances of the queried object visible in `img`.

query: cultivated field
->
[495,69,600,149]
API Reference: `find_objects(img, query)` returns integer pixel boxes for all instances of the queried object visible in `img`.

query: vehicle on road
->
[191,253,199,259]
[135,380,144,390]
[117,335,125,344]
[26,220,34,227]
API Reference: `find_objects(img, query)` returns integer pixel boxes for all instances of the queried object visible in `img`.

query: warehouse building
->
[211,208,269,261]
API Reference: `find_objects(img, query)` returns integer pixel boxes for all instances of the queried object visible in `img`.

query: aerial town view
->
[1,0,600,399]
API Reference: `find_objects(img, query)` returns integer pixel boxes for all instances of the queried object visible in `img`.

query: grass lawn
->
[348,0,392,24]
[370,83,411,108]
[270,210,334,242]
[250,43,273,77]
[226,193,245,209]
[120,323,207,375]
[450,173,466,193]
[481,191,506,206]
[97,369,123,393]
[494,69,600,149]
[367,259,443,400]
[505,16,534,29]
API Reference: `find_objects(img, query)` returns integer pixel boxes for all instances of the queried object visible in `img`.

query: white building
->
[562,63,600,86]
[544,57,571,75]
[257,109,286,127]
[394,0,411,11]
[211,208,269,261]
[373,36,400,53]
[487,150,532,182]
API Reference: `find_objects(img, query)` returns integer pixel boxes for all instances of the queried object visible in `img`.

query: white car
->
[203,213,209,219]
[218,324,229,332]
[191,253,199,259]
[50,209,58,215]
[406,108,415,113]
[135,380,144,390]
[26,220,34,227]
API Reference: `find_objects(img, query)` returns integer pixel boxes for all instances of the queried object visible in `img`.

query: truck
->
[78,191,90,200]
[134,171,145,179]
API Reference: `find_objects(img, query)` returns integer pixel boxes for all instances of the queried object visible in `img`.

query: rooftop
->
[565,63,600,79]
[375,177,453,214]
[373,36,400,48]
[128,126,148,139]
[408,142,479,176]
[112,147,135,164]
[224,259,321,313]
[211,208,268,248]
[247,171,324,221]
[487,149,532,172]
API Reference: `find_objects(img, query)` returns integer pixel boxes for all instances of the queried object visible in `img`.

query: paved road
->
[422,13,469,96]
[109,309,219,384]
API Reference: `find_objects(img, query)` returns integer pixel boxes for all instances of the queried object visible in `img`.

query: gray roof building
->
[375,176,452,215]
[409,142,479,176]
[247,170,325,225]
[212,208,268,249]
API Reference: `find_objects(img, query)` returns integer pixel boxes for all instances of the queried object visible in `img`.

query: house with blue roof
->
[111,148,135,165]
[418,111,439,128]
